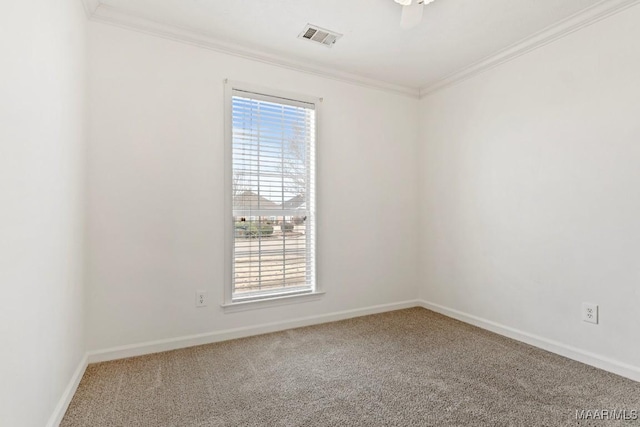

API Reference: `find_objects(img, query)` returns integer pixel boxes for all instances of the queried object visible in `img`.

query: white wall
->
[86,23,419,351]
[418,4,640,370]
[0,1,87,426]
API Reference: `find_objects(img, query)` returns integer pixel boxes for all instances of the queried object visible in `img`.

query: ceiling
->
[92,0,605,92]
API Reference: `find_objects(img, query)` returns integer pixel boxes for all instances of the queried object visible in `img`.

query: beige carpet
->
[62,308,640,426]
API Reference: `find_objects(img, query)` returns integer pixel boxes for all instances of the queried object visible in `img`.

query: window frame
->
[222,80,323,310]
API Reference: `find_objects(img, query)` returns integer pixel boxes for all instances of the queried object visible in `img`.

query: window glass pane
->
[233,216,309,295]
[231,91,315,300]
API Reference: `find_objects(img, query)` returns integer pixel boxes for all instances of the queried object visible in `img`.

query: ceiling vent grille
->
[298,24,342,48]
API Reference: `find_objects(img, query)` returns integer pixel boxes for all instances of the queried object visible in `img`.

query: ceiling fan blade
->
[400,1,423,29]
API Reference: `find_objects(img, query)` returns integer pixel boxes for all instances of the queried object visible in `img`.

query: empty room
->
[3,0,640,425]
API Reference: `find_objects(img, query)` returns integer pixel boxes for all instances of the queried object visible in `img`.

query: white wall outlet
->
[196,291,208,307]
[582,303,598,324]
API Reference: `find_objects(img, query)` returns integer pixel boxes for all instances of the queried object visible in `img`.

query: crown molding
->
[419,0,640,98]
[80,0,100,18]
[81,1,420,99]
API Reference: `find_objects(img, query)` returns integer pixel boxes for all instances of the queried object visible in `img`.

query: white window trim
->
[222,79,323,310]
[220,291,326,313]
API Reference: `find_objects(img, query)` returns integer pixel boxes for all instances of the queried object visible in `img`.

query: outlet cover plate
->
[196,291,208,307]
[582,303,598,324]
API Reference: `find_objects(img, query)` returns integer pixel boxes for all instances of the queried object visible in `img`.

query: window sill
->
[221,291,325,313]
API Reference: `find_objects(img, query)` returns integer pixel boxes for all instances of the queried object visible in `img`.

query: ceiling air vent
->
[298,24,342,48]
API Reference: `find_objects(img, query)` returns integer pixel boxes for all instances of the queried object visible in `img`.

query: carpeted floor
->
[61,308,640,426]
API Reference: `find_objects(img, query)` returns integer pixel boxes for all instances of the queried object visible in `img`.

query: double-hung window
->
[225,82,317,304]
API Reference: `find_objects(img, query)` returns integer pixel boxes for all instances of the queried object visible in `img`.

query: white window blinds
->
[230,89,316,300]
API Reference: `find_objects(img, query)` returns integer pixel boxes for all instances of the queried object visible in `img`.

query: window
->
[225,82,317,304]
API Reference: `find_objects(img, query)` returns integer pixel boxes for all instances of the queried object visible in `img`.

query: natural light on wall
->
[228,88,317,302]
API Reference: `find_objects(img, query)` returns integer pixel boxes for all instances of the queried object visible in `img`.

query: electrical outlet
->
[196,291,208,307]
[582,303,598,324]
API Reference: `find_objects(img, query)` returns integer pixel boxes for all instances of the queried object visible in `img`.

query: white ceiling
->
[94,0,604,91]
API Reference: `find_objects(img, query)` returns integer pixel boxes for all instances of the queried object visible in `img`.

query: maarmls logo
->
[576,409,638,421]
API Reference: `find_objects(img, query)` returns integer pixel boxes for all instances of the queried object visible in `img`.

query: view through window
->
[230,88,316,301]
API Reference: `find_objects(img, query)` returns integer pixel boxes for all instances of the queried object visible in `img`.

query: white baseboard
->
[418,300,640,383]
[87,300,421,363]
[46,353,88,427]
